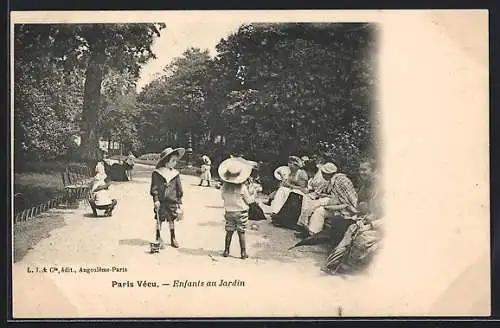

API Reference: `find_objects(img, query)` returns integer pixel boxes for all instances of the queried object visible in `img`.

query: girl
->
[218,157,255,259]
[89,166,117,217]
[199,154,212,187]
[150,147,185,248]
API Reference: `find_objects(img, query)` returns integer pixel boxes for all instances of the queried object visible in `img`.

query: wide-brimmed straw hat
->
[157,147,185,166]
[320,162,338,175]
[274,165,291,181]
[218,157,253,184]
[233,156,258,170]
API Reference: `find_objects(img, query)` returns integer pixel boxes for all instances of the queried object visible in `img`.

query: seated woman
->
[303,159,328,195]
[296,162,337,229]
[323,159,382,275]
[270,156,308,229]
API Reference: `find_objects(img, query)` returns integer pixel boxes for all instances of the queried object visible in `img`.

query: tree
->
[213,23,377,173]
[13,29,86,165]
[100,69,142,153]
[138,48,214,153]
[14,23,166,170]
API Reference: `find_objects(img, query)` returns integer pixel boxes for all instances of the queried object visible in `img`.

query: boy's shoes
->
[240,251,248,260]
[222,250,230,257]
[171,239,179,248]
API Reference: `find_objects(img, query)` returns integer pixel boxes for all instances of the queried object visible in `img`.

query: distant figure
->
[199,154,212,187]
[95,149,109,176]
[89,166,117,217]
[124,151,136,180]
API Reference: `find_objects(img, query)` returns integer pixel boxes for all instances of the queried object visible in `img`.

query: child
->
[218,157,255,259]
[89,167,117,217]
[245,162,267,221]
[199,155,212,187]
[150,147,185,248]
[124,151,136,180]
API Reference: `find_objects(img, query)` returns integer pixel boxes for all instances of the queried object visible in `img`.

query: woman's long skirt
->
[271,192,303,229]
[270,186,291,214]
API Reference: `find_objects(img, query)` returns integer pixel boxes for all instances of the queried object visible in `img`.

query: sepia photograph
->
[10,10,489,318]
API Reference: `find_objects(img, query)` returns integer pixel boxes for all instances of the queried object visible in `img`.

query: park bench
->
[60,167,93,207]
[14,166,98,224]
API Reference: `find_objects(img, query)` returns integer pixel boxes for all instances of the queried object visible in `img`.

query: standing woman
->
[150,147,185,248]
[199,154,212,187]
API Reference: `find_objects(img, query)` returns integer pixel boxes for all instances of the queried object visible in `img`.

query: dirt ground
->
[11,163,378,318]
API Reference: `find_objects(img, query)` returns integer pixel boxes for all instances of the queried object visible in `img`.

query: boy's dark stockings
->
[237,231,248,259]
[170,228,179,248]
[223,231,233,257]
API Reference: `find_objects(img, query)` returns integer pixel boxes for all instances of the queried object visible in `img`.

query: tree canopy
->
[14,23,165,169]
[138,23,377,177]
[15,22,377,183]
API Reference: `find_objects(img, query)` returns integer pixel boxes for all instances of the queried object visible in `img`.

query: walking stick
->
[150,211,162,253]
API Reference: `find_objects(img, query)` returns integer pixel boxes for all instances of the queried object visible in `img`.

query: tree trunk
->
[80,39,106,173]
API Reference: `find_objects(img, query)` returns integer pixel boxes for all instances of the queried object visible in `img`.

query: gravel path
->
[12,164,386,318]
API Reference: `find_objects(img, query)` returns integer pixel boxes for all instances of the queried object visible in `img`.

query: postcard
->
[10,9,489,318]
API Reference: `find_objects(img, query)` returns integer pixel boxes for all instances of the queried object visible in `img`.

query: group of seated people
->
[268,155,382,275]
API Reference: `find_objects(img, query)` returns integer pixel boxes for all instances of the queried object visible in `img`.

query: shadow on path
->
[119,238,151,247]
[198,220,224,227]
[248,220,329,267]
[83,213,112,219]
[177,247,222,258]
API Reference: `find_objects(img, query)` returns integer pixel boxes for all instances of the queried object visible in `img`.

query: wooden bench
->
[60,168,93,207]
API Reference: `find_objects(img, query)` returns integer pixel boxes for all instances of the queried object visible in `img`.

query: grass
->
[14,172,65,212]
[13,160,88,212]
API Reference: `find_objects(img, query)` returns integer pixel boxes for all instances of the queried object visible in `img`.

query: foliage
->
[16,22,377,186]
[100,69,142,152]
[13,58,84,164]
[14,23,165,166]
[213,23,376,168]
[135,23,377,181]
[137,48,214,152]
[14,23,166,166]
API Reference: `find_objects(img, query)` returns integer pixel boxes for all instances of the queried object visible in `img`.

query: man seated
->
[89,170,118,217]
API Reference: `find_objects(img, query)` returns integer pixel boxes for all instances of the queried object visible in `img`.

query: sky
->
[136,21,245,92]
